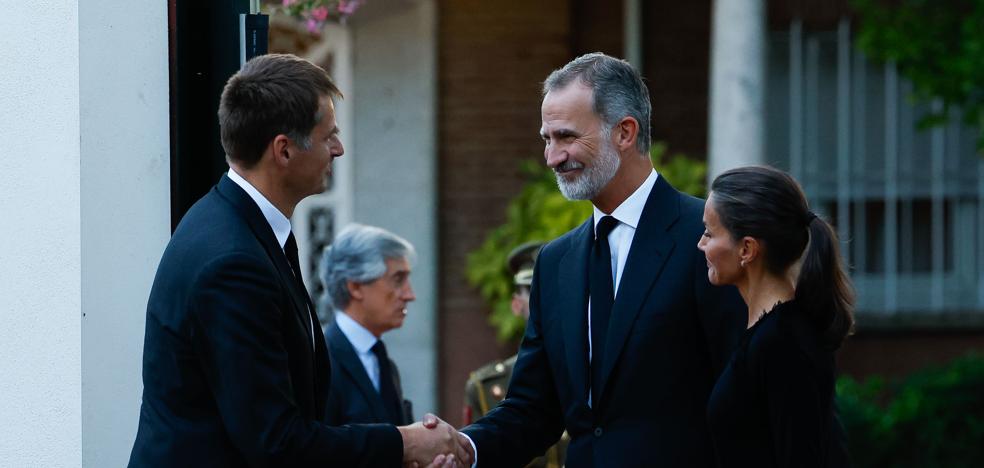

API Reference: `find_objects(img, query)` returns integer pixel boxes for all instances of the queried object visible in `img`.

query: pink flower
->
[337,0,361,15]
[282,0,295,6]
[305,18,320,33]
[310,5,329,21]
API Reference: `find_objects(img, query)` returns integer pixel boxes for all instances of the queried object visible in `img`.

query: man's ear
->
[270,134,291,168]
[612,116,640,152]
[347,280,364,301]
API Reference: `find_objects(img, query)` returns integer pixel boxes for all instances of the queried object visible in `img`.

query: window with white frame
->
[765,19,984,319]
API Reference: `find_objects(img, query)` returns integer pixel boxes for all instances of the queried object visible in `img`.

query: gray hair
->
[319,224,416,311]
[543,52,652,154]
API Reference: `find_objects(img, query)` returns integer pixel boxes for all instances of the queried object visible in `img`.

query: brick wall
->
[642,0,712,159]
[438,0,573,426]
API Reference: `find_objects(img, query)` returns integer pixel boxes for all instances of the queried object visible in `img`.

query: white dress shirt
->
[228,168,291,247]
[227,168,315,349]
[333,311,384,392]
[587,169,659,393]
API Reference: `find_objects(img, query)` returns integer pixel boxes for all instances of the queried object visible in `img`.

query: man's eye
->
[702,231,711,238]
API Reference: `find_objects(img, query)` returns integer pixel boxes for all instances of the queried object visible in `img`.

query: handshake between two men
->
[399,413,474,468]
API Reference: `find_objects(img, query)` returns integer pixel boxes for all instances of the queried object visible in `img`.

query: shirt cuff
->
[462,433,478,468]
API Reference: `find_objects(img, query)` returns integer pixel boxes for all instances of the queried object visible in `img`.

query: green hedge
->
[465,143,706,342]
[837,353,984,467]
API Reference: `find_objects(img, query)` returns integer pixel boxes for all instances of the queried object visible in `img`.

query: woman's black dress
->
[706,299,849,467]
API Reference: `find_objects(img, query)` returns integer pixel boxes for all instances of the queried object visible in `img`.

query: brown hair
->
[218,53,341,167]
[710,165,855,348]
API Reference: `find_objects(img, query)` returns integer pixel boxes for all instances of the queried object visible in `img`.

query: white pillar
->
[623,0,643,69]
[0,2,81,465]
[708,0,766,178]
[80,0,171,466]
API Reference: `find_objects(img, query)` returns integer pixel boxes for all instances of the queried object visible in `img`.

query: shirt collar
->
[227,168,292,248]
[334,311,379,354]
[592,169,659,234]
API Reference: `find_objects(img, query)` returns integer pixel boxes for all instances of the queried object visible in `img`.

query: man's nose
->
[544,144,567,169]
[402,283,416,302]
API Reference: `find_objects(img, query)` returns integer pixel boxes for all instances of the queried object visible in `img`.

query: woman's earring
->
[740,260,746,268]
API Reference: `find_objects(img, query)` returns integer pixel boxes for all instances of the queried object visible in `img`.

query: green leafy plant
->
[837,353,984,467]
[853,0,984,151]
[465,144,707,342]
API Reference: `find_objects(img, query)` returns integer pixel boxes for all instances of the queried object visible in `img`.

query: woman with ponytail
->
[697,165,853,467]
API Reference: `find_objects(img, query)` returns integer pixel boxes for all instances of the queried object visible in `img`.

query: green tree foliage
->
[837,353,984,467]
[465,144,707,342]
[854,0,984,150]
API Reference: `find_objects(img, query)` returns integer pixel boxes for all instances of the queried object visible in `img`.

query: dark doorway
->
[168,0,252,230]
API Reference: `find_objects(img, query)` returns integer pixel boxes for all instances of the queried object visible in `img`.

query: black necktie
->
[284,232,315,349]
[371,340,404,424]
[590,215,618,408]
[284,232,304,283]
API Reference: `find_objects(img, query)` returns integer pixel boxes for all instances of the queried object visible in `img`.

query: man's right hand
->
[398,413,474,467]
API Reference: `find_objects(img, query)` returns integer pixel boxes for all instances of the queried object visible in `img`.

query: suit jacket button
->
[593,427,603,437]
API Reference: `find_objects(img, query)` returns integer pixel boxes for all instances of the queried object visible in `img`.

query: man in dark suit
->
[460,53,745,467]
[129,53,471,468]
[319,224,417,426]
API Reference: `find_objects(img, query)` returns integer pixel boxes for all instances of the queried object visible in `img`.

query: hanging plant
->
[268,0,364,33]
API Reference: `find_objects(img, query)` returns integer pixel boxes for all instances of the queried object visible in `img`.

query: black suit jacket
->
[324,320,413,426]
[129,175,402,467]
[462,176,745,468]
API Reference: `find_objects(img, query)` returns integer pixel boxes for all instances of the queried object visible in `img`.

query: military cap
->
[507,241,544,287]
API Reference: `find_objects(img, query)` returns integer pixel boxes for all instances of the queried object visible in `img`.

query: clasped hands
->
[398,413,474,468]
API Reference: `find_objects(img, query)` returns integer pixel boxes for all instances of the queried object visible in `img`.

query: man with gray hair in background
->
[460,53,744,467]
[320,224,417,427]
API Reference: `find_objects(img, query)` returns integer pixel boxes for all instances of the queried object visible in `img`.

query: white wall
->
[79,0,171,466]
[0,1,82,466]
[0,1,171,466]
[351,0,439,416]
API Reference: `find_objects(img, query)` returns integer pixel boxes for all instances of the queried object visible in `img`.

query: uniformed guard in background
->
[463,242,569,468]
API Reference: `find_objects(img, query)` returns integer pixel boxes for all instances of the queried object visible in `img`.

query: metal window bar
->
[979,158,984,308]
[836,19,851,265]
[930,99,945,311]
[852,42,868,278]
[899,80,913,276]
[883,62,899,313]
[804,36,820,198]
[789,20,803,181]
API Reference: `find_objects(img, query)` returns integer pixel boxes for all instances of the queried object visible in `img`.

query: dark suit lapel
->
[313,320,331,418]
[327,322,391,422]
[597,176,680,403]
[559,218,593,405]
[216,175,316,350]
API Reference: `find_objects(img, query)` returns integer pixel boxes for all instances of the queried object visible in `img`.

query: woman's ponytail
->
[795,215,855,349]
